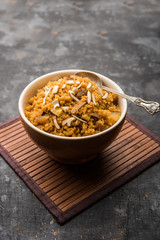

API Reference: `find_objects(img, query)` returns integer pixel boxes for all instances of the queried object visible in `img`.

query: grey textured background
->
[0,0,160,239]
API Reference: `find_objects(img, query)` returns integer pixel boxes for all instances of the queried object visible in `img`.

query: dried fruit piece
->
[81,114,91,121]
[51,107,63,116]
[36,116,49,124]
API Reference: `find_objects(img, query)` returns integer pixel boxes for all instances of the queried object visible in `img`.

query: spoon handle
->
[102,86,160,115]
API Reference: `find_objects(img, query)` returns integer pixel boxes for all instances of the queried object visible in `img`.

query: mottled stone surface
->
[0,0,160,239]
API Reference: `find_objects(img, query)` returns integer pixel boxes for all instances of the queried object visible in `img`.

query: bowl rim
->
[18,69,127,140]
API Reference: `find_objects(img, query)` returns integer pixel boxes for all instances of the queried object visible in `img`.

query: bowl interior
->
[19,69,127,139]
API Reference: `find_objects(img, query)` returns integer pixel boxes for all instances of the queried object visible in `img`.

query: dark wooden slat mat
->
[0,115,160,224]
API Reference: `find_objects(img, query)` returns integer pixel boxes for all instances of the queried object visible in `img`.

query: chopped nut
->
[102,92,108,99]
[52,99,60,108]
[52,85,59,93]
[36,116,49,124]
[87,91,91,104]
[62,117,75,127]
[71,101,86,114]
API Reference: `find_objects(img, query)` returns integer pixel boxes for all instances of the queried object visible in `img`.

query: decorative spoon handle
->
[102,86,160,115]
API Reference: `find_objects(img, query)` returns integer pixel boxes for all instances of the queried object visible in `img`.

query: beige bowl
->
[18,69,127,164]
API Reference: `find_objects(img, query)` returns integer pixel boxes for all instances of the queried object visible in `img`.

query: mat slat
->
[1,131,27,145]
[0,120,21,134]
[57,144,160,210]
[3,135,30,149]
[50,140,157,206]
[15,148,44,163]
[0,125,22,138]
[60,145,160,211]
[0,116,160,224]
[47,140,157,203]
[0,128,25,143]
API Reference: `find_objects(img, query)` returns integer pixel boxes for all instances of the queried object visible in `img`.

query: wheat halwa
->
[25,75,121,137]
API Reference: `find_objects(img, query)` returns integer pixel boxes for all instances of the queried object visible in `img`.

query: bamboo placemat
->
[0,115,160,224]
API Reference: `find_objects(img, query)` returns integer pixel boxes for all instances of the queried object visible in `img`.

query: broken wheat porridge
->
[25,75,121,137]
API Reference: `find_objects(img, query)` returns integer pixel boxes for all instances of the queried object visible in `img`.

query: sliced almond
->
[71,101,86,114]
[87,91,91,104]
[76,89,87,97]
[87,82,92,90]
[92,93,96,105]
[69,90,80,102]
[77,83,82,89]
[66,80,74,85]
[102,92,108,99]
[61,106,69,112]
[62,117,75,127]
[62,84,66,89]
[72,87,78,94]
[52,99,60,108]
[72,115,87,123]
[90,113,100,119]
[98,86,103,96]
[76,80,80,84]
[53,116,60,129]
[43,86,51,105]
[52,85,59,93]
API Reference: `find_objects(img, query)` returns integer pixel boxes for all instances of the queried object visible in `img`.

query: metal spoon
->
[75,71,160,115]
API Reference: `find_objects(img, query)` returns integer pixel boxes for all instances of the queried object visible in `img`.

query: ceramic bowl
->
[18,69,127,164]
